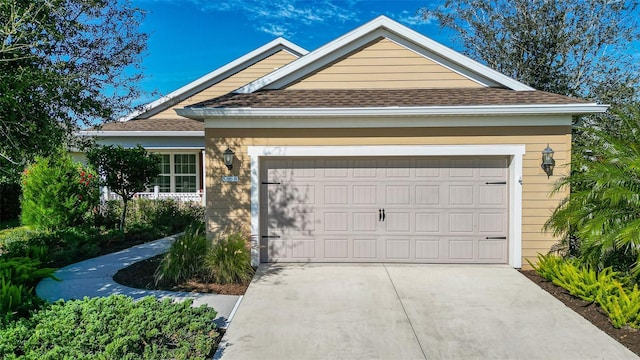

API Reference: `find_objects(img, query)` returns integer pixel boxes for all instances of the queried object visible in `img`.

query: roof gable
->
[287,37,483,90]
[123,38,307,121]
[235,16,533,94]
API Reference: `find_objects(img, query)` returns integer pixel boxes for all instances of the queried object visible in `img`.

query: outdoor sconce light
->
[223,147,235,171]
[541,144,555,178]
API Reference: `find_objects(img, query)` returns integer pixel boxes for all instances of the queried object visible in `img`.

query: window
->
[150,154,171,192]
[150,153,198,193]
[174,154,197,193]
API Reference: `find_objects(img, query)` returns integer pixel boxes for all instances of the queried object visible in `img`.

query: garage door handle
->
[485,182,507,185]
[261,235,281,238]
[486,236,506,239]
[379,209,382,221]
[382,209,385,221]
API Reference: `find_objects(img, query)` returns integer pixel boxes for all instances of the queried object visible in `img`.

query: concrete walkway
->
[216,264,638,360]
[36,234,241,327]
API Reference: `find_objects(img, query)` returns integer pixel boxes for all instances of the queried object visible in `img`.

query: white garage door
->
[261,157,508,263]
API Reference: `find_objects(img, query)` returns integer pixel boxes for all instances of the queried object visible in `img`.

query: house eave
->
[77,130,205,137]
[177,103,608,123]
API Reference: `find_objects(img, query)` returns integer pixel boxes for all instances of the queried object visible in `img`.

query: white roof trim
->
[177,103,607,121]
[234,15,534,94]
[78,130,204,137]
[120,38,307,121]
[204,115,577,129]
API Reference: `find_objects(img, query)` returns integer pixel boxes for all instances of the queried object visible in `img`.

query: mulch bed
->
[113,254,250,296]
[520,270,640,357]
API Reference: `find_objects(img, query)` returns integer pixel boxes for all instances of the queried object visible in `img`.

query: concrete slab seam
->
[384,264,429,360]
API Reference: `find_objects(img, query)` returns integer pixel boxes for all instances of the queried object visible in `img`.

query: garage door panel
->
[415,213,440,232]
[291,239,316,259]
[448,239,474,260]
[386,239,411,259]
[268,239,288,260]
[415,185,440,205]
[353,185,377,204]
[479,185,506,206]
[385,184,411,204]
[324,212,349,231]
[415,159,441,177]
[449,185,474,205]
[324,238,348,258]
[385,212,410,232]
[353,212,377,231]
[354,238,377,259]
[478,239,506,261]
[448,213,474,233]
[263,156,508,263]
[323,185,348,204]
[415,239,440,259]
[478,213,505,233]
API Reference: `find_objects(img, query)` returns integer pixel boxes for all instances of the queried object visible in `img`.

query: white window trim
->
[248,145,525,268]
[152,151,201,193]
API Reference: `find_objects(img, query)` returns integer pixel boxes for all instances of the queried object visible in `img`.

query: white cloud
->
[394,9,435,26]
[196,0,361,36]
[257,23,291,37]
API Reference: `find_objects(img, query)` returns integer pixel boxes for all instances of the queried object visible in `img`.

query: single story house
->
[87,16,607,269]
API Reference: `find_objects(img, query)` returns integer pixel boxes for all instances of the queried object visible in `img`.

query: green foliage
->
[531,254,640,328]
[154,223,208,286]
[1,199,203,270]
[0,0,148,184]
[20,152,99,231]
[421,0,639,103]
[0,295,219,359]
[97,198,205,234]
[545,106,640,276]
[0,256,55,320]
[87,145,161,230]
[0,226,101,267]
[204,231,255,285]
[598,283,640,329]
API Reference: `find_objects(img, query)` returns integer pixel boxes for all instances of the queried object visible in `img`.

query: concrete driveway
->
[216,264,637,360]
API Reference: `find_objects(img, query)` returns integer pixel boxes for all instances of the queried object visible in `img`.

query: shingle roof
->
[97,118,203,132]
[191,88,591,109]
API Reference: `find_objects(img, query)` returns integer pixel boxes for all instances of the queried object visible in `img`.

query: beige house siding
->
[149,50,298,119]
[205,126,570,268]
[287,38,483,90]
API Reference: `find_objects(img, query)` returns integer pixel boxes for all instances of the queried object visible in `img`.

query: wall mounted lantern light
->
[223,147,235,171]
[541,144,555,178]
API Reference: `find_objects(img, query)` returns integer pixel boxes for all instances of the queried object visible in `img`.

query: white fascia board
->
[118,38,308,121]
[177,103,607,128]
[235,15,533,93]
[203,114,572,129]
[78,130,204,137]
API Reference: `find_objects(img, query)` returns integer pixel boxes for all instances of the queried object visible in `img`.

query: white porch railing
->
[101,186,204,205]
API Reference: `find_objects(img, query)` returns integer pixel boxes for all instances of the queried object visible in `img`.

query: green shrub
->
[204,230,255,285]
[0,295,219,359]
[531,254,640,328]
[0,257,55,320]
[598,282,640,329]
[21,152,100,230]
[0,226,101,267]
[97,198,204,235]
[154,223,207,285]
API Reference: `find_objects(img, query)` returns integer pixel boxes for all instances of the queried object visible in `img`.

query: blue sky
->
[132,0,449,103]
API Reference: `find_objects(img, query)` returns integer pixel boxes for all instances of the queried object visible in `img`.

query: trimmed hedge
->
[0,295,219,359]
